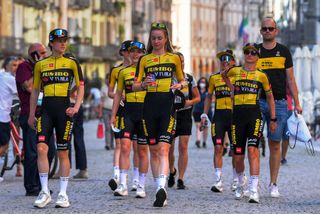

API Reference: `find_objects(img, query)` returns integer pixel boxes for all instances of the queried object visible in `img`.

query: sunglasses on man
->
[244,50,258,56]
[261,27,276,32]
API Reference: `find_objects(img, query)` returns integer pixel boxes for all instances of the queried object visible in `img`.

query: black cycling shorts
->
[232,106,263,155]
[211,109,232,146]
[121,103,146,145]
[143,92,176,145]
[0,122,10,146]
[174,108,192,137]
[37,97,73,150]
[114,105,124,139]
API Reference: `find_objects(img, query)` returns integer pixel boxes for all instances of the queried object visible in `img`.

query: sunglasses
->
[244,50,258,56]
[220,55,233,62]
[261,27,276,32]
[151,22,167,29]
[129,41,145,50]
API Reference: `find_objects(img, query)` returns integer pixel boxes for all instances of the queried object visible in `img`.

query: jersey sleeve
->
[71,59,84,87]
[208,75,215,94]
[226,67,237,78]
[135,56,145,82]
[33,61,41,89]
[284,46,293,68]
[260,72,272,94]
[117,69,125,91]
[174,54,184,82]
[109,67,118,88]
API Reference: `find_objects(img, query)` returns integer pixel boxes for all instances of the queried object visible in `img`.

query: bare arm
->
[286,67,302,113]
[108,86,115,98]
[21,78,33,93]
[110,90,122,127]
[185,87,201,107]
[28,88,40,129]
[266,92,277,133]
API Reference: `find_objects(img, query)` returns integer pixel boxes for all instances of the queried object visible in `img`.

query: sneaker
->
[231,179,238,191]
[153,188,167,207]
[177,179,186,190]
[235,186,244,199]
[114,184,128,196]
[235,175,248,200]
[168,168,176,188]
[248,190,260,203]
[108,178,118,191]
[269,183,280,198]
[281,158,287,165]
[136,185,146,198]
[211,180,223,192]
[195,140,200,148]
[55,193,70,208]
[131,179,139,191]
[202,141,206,148]
[34,191,51,208]
[73,170,88,179]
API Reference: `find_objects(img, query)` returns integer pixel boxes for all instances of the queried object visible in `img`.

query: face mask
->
[199,83,206,88]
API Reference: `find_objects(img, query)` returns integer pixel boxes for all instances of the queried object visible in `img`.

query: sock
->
[237,172,244,185]
[154,177,159,188]
[250,175,259,192]
[139,173,147,188]
[215,168,222,181]
[114,166,120,181]
[59,177,69,195]
[133,167,139,182]
[158,174,167,189]
[120,170,128,188]
[233,168,238,181]
[39,173,49,193]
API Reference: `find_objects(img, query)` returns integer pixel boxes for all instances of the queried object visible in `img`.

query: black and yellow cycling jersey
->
[256,43,293,100]
[227,66,272,106]
[208,72,232,110]
[117,65,146,103]
[135,52,184,92]
[33,56,84,97]
[109,63,124,89]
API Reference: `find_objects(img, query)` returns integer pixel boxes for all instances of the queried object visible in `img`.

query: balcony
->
[72,44,94,60]
[0,37,25,56]
[68,0,90,10]
[14,0,47,9]
[132,11,145,26]
[100,0,115,13]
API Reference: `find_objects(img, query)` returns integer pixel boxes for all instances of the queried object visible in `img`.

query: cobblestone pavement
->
[1,120,320,213]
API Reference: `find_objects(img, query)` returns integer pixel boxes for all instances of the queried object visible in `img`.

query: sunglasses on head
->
[151,22,167,29]
[244,50,258,56]
[220,55,233,62]
[261,27,276,32]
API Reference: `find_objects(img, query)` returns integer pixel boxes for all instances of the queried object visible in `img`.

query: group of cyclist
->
[0,15,301,209]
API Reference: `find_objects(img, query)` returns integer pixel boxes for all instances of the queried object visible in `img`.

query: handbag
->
[97,120,104,139]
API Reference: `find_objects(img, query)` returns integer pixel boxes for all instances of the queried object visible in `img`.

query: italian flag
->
[238,18,249,45]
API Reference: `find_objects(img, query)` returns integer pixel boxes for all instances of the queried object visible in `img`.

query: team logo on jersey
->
[241,73,246,78]
[276,51,280,56]
[49,63,54,68]
[153,58,159,62]
[130,72,135,76]
[236,147,242,153]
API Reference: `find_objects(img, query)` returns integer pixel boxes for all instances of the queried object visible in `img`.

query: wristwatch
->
[270,118,277,122]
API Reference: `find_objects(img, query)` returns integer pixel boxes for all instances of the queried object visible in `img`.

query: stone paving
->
[1,120,320,213]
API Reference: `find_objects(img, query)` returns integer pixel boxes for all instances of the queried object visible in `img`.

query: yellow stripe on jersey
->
[117,65,146,103]
[109,64,123,88]
[33,56,84,97]
[227,67,271,106]
[136,52,184,93]
[256,57,286,70]
[208,73,232,110]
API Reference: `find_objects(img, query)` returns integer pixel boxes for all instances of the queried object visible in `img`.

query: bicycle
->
[0,121,58,181]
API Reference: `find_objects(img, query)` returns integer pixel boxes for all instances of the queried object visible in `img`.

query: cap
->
[216,49,235,59]
[128,41,146,53]
[49,28,69,42]
[243,43,260,56]
[119,40,132,56]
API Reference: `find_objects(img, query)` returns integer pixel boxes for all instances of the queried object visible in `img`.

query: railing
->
[14,0,47,9]
[68,0,90,9]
